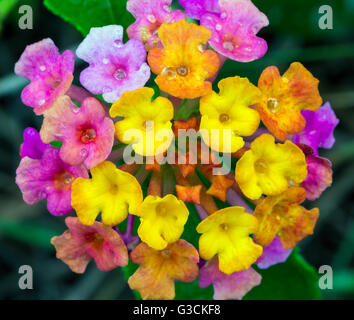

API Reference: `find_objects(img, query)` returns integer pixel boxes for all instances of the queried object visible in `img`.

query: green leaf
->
[50,141,62,148]
[43,0,134,37]
[245,249,321,300]
[175,99,200,121]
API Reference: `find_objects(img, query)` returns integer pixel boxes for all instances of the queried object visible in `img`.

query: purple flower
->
[292,102,339,155]
[20,127,49,160]
[127,0,186,50]
[201,0,269,62]
[298,144,333,201]
[256,236,292,269]
[179,0,220,20]
[40,96,115,170]
[76,25,150,103]
[199,257,261,300]
[14,38,75,115]
[16,147,89,216]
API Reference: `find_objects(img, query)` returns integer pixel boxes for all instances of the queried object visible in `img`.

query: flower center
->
[81,128,97,144]
[86,233,104,247]
[267,98,278,113]
[177,65,189,77]
[55,172,74,190]
[219,113,230,123]
[114,68,126,80]
[223,41,234,51]
[161,249,171,257]
[156,203,167,216]
[254,159,268,173]
[110,184,119,195]
[220,223,229,231]
[162,67,177,80]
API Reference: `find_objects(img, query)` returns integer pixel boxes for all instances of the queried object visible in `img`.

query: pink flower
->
[199,257,261,300]
[127,0,186,50]
[20,127,49,159]
[179,0,220,20]
[256,236,292,269]
[299,144,333,201]
[14,38,75,115]
[292,102,339,155]
[201,0,269,62]
[51,217,128,273]
[16,147,88,216]
[40,96,115,169]
[76,25,150,103]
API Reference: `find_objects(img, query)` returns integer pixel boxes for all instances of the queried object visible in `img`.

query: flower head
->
[110,87,174,157]
[20,127,49,159]
[201,0,269,62]
[199,257,261,300]
[200,76,262,153]
[134,194,189,250]
[128,240,199,300]
[256,62,323,140]
[292,102,339,155]
[196,206,262,274]
[40,96,115,169]
[298,144,332,201]
[253,187,319,249]
[71,161,143,226]
[14,38,75,115]
[16,147,88,216]
[148,20,220,99]
[179,0,220,20]
[51,217,128,273]
[235,134,308,200]
[127,0,186,50]
[76,25,150,103]
[256,236,292,269]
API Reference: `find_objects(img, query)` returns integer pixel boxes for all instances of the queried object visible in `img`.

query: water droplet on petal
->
[38,99,45,106]
[267,98,278,113]
[162,67,177,80]
[163,5,171,12]
[102,58,109,64]
[198,44,205,52]
[223,41,234,51]
[215,24,222,31]
[71,105,80,114]
[80,148,88,158]
[147,14,156,23]
[39,65,46,71]
[113,40,123,48]
[221,13,227,19]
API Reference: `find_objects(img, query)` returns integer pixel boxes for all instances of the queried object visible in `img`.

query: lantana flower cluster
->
[15,0,338,300]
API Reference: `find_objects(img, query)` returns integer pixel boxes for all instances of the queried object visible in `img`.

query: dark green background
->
[0,0,353,299]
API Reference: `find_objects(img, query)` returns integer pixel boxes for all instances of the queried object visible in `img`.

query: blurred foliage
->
[0,0,353,300]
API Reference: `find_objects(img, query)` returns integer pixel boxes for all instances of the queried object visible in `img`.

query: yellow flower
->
[235,134,307,200]
[110,87,174,157]
[134,194,189,250]
[200,77,261,153]
[71,161,143,226]
[196,207,262,274]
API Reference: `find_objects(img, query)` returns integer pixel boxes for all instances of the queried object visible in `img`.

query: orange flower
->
[128,240,199,300]
[148,20,219,99]
[254,187,319,249]
[176,185,202,204]
[256,62,322,140]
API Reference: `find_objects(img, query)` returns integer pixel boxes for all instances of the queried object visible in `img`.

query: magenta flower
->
[199,257,261,300]
[16,147,88,216]
[256,236,292,269]
[51,217,128,273]
[14,38,75,115]
[201,0,269,62]
[298,144,333,201]
[292,102,339,155]
[127,0,186,50]
[179,0,220,20]
[20,127,49,160]
[76,25,150,103]
[40,96,115,169]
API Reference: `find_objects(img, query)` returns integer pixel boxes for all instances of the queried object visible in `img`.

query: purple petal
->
[20,127,49,159]
[179,0,220,20]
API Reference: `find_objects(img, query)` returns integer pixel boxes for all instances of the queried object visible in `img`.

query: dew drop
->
[102,58,109,64]
[162,67,177,80]
[39,65,46,71]
[147,14,157,23]
[71,105,80,114]
[221,13,227,19]
[113,40,123,48]
[198,44,205,52]
[38,99,45,106]
[215,24,222,31]
[267,98,278,113]
[223,41,234,51]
